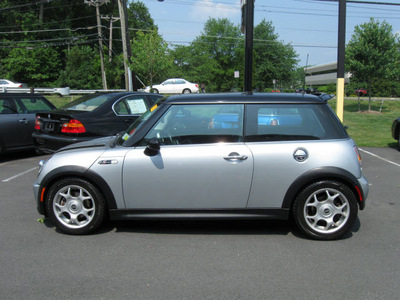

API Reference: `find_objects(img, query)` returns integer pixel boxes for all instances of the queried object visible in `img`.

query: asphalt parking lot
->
[0,147,399,299]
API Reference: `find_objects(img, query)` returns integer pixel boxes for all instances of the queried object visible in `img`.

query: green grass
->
[329,98,399,149]
[44,95,400,149]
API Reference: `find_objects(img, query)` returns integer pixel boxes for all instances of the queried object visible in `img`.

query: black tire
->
[182,88,191,94]
[45,177,106,235]
[397,138,400,151]
[293,180,358,240]
[152,88,159,94]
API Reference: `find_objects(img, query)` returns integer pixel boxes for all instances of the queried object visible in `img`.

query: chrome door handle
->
[224,153,248,161]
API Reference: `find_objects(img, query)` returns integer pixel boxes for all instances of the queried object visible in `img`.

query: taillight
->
[34,116,41,130]
[61,119,86,133]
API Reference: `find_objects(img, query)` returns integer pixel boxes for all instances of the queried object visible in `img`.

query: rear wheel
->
[46,178,106,235]
[293,180,358,240]
[397,138,400,151]
[183,88,191,94]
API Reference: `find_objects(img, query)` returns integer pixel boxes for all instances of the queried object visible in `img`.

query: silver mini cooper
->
[33,93,368,240]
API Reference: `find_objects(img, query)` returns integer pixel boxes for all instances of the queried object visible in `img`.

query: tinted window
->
[17,97,53,113]
[245,103,347,142]
[61,94,112,111]
[142,104,243,145]
[0,98,18,114]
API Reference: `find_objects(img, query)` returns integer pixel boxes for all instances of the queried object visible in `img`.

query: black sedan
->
[0,93,55,154]
[392,117,400,151]
[33,92,163,153]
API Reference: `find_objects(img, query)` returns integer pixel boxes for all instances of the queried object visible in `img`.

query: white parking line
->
[1,167,39,183]
[359,148,400,168]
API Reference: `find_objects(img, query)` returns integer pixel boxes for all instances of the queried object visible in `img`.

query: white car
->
[0,79,23,88]
[145,78,199,94]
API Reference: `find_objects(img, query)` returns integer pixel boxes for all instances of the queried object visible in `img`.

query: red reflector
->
[61,119,86,133]
[40,187,46,202]
[34,116,41,130]
[355,186,363,202]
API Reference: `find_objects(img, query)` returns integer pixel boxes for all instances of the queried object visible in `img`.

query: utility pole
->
[101,14,120,62]
[85,0,108,90]
[117,0,136,91]
[241,0,255,93]
[336,0,346,122]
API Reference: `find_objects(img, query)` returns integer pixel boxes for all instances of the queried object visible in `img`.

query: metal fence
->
[0,87,132,96]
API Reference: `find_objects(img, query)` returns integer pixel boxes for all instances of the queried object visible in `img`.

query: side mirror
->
[144,137,160,156]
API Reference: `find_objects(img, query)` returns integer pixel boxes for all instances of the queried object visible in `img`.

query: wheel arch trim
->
[282,167,365,210]
[37,166,117,214]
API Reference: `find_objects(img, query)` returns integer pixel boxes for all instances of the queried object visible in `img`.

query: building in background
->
[305,62,351,87]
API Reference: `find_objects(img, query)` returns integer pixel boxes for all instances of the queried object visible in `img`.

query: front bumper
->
[33,183,45,215]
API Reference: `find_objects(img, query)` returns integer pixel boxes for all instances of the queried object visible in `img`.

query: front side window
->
[0,98,18,114]
[142,104,244,145]
[245,103,347,142]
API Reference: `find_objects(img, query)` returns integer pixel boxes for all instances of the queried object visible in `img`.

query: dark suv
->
[0,93,55,154]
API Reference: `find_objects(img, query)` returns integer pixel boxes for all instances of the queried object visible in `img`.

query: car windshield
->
[61,93,112,111]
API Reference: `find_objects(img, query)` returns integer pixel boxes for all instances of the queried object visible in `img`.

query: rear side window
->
[62,94,111,111]
[114,97,148,115]
[245,103,347,142]
[17,97,53,113]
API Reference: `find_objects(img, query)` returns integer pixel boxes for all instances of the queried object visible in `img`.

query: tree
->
[170,18,243,92]
[253,20,298,91]
[57,46,102,89]
[127,0,157,35]
[130,30,172,88]
[346,18,400,110]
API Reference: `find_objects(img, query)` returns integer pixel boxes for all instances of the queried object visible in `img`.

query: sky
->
[140,0,400,68]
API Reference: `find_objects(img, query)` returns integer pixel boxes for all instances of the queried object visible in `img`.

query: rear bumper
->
[32,132,94,153]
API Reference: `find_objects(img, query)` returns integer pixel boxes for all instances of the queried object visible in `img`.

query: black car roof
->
[0,93,46,97]
[162,92,333,104]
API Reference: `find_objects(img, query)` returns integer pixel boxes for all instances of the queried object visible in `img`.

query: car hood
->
[57,136,114,153]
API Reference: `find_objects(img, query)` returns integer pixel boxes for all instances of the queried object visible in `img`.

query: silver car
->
[33,93,368,240]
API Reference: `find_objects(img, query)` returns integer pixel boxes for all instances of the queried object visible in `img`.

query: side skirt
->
[109,208,290,221]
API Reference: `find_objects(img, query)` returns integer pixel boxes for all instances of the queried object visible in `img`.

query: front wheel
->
[46,178,106,235]
[293,180,358,240]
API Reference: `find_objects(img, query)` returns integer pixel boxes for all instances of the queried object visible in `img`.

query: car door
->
[0,97,20,149]
[161,80,175,94]
[122,103,254,209]
[16,96,55,145]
